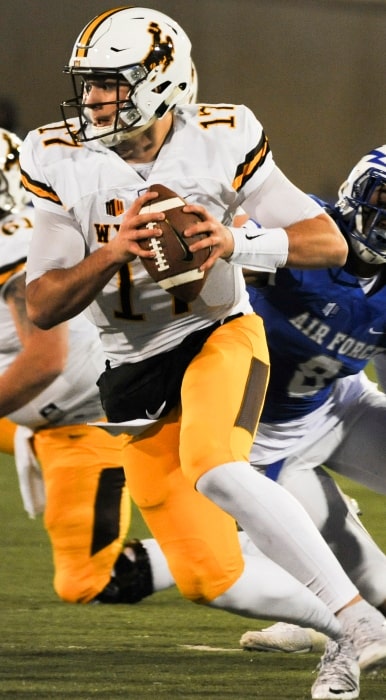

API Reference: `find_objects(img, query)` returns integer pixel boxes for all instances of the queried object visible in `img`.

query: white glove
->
[13,425,45,518]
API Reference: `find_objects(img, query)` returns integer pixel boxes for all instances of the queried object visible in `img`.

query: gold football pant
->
[123,313,269,604]
[33,424,130,603]
[0,417,17,455]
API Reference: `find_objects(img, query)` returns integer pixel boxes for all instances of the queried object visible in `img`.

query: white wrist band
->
[228,220,289,272]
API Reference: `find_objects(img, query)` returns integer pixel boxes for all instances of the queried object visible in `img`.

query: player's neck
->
[112,114,173,164]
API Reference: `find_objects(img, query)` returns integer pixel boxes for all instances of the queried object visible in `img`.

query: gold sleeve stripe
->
[20,169,62,206]
[232,132,271,193]
[75,7,129,58]
[0,261,26,287]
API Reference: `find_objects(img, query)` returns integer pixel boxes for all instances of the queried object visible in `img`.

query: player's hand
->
[182,203,235,271]
[109,191,165,264]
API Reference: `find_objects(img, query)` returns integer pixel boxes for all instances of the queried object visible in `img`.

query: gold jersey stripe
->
[20,171,62,205]
[232,132,270,192]
[0,262,25,287]
[75,7,129,58]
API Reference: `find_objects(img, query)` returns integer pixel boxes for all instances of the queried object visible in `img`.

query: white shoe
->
[240,622,328,653]
[311,638,360,700]
[349,616,386,672]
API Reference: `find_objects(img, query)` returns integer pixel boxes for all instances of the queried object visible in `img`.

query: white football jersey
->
[21,104,316,365]
[0,208,105,428]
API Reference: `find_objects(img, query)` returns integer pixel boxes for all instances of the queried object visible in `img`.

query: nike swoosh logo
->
[245,233,265,240]
[145,401,167,420]
[369,328,384,335]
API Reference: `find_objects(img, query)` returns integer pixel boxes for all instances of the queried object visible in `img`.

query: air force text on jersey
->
[290,312,383,361]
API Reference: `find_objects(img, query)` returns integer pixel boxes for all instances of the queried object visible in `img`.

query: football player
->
[20,7,385,697]
[240,146,386,662]
[1,122,322,613]
[0,126,174,604]
[0,107,319,619]
[0,125,341,618]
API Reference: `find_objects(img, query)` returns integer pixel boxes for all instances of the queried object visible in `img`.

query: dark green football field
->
[1,452,385,699]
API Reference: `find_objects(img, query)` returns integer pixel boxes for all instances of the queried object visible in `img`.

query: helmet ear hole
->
[153,81,172,95]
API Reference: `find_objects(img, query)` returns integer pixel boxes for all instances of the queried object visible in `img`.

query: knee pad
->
[165,537,242,604]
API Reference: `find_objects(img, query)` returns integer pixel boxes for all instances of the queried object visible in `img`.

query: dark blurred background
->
[2,0,385,199]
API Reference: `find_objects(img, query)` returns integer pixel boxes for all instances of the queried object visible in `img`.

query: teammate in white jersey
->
[239,147,386,680]
[0,126,174,604]
[20,7,386,697]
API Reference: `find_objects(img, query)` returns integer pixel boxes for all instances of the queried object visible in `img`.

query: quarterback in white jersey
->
[21,7,386,697]
[1,125,353,625]
[0,149,352,630]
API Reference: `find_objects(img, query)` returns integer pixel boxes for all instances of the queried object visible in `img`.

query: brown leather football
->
[138,184,210,302]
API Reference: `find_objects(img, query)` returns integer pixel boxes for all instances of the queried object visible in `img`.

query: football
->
[138,184,211,302]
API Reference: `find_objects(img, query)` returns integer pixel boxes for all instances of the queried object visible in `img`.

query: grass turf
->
[0,452,385,699]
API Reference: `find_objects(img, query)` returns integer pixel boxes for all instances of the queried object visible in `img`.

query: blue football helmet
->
[337,146,386,265]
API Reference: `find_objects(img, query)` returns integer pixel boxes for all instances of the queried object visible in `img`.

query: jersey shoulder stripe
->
[232,131,270,192]
[0,260,26,287]
[20,167,62,206]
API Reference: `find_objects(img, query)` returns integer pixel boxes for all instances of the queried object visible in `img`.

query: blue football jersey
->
[248,265,386,422]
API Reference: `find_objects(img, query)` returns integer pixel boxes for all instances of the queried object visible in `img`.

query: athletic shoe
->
[311,638,360,700]
[348,616,386,672]
[240,622,328,653]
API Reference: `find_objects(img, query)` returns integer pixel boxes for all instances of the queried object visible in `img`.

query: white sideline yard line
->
[180,644,242,652]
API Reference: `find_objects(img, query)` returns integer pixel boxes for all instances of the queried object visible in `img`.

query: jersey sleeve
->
[19,125,87,280]
[20,128,68,215]
[25,208,86,283]
[231,105,275,196]
[0,213,33,296]
[242,167,324,228]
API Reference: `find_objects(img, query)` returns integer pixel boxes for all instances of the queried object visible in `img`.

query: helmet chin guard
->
[337,146,386,265]
[61,6,196,145]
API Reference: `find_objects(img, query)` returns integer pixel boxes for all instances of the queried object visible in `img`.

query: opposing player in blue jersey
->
[240,146,386,686]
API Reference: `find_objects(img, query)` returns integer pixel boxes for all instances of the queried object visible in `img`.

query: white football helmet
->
[61,6,195,145]
[337,146,386,265]
[0,128,30,217]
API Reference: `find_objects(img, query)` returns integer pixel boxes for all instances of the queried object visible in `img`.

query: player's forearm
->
[26,246,122,329]
[231,213,347,273]
[240,167,348,270]
[0,351,61,417]
[285,213,348,268]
